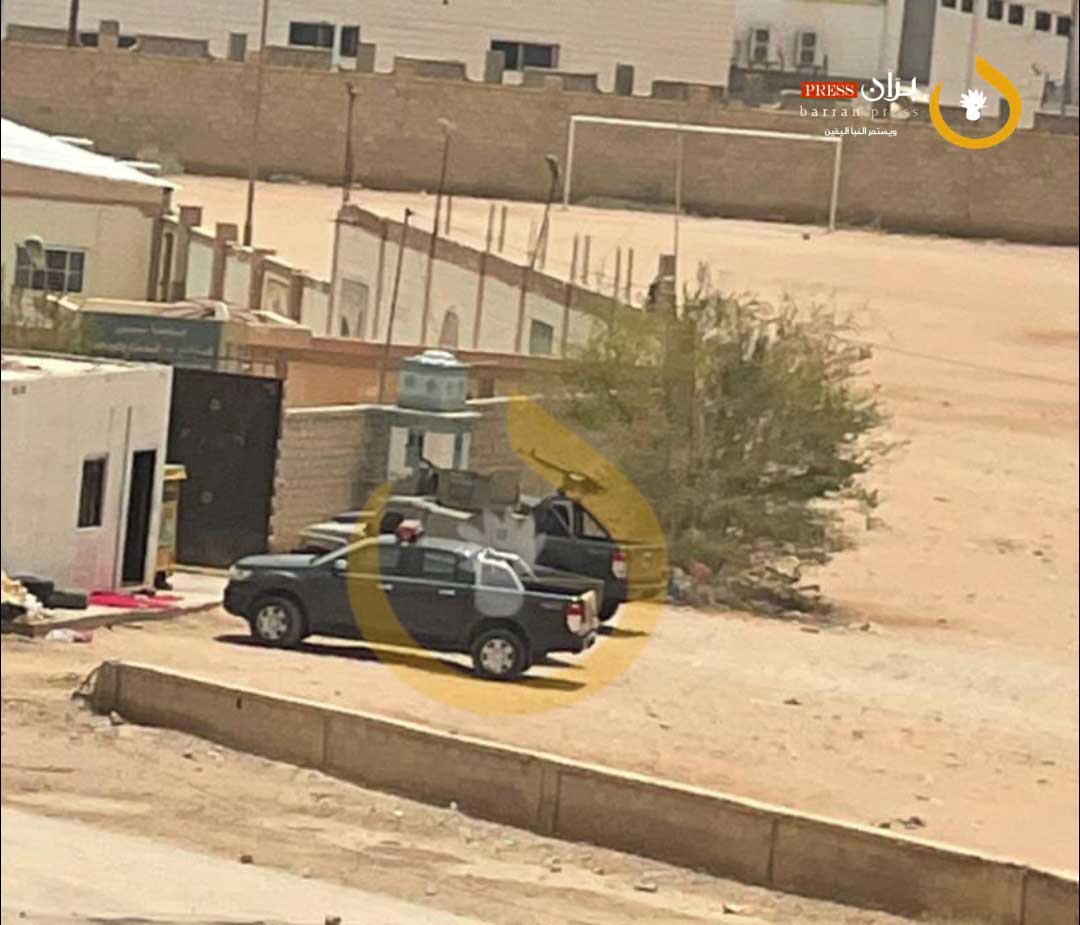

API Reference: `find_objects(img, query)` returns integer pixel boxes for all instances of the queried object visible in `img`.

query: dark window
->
[537,505,571,537]
[379,546,404,575]
[1008,4,1024,24]
[1057,14,1073,35]
[490,39,558,71]
[340,25,360,57]
[15,246,85,293]
[962,0,974,11]
[579,508,610,541]
[1035,10,1052,29]
[289,22,334,49]
[528,319,554,355]
[419,549,458,580]
[942,0,957,8]
[78,457,107,527]
[988,0,1004,19]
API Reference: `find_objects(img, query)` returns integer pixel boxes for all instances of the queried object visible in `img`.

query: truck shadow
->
[214,634,587,692]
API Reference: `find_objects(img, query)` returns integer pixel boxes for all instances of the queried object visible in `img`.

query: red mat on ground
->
[88,592,182,610]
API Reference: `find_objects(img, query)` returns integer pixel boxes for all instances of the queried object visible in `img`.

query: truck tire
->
[249,595,306,648]
[470,627,528,680]
[599,600,621,621]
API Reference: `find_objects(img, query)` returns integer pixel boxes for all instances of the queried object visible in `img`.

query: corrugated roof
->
[1,118,172,189]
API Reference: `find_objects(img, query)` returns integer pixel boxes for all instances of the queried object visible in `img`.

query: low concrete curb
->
[4,601,219,638]
[91,660,1079,925]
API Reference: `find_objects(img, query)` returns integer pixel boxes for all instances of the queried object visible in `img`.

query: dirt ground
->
[1,658,931,925]
[3,594,1076,875]
[160,175,1078,868]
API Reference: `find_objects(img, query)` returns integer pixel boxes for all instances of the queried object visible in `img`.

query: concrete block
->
[355,43,376,74]
[771,814,1026,924]
[552,764,774,885]
[1023,869,1080,925]
[113,663,327,768]
[227,33,248,63]
[484,49,505,84]
[323,710,551,830]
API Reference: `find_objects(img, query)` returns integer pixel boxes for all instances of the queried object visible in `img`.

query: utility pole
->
[420,118,453,345]
[242,0,271,247]
[66,0,80,46]
[342,83,358,205]
[377,208,414,405]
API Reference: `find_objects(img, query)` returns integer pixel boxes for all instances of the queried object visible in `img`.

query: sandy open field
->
[127,176,1080,871]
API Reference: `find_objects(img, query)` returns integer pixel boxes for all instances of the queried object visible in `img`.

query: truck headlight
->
[228,566,253,582]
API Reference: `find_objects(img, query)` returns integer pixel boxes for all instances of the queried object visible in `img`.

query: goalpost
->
[561,115,844,233]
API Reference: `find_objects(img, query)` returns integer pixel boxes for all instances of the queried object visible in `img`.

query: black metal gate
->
[168,368,283,567]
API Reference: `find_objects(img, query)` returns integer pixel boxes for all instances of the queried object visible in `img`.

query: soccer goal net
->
[561,115,844,232]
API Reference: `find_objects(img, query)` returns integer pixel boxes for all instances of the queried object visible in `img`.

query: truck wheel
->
[250,596,306,648]
[471,627,528,680]
[599,601,621,621]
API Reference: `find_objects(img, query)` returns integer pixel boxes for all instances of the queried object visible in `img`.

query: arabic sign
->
[80,310,224,369]
[801,73,917,103]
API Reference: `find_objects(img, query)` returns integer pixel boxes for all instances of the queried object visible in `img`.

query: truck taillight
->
[565,600,586,634]
[611,549,628,579]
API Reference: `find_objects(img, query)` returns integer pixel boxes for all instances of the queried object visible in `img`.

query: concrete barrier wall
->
[91,661,1080,925]
[2,41,1076,244]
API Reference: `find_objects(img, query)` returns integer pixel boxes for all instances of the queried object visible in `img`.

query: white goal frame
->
[562,115,844,233]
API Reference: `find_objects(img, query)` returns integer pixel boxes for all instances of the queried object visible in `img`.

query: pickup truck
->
[381,491,666,620]
[225,527,600,680]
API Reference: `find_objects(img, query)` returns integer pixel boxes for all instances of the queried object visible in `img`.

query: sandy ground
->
[0,667,927,925]
[171,174,1079,656]
[25,177,1073,880]
[3,599,1076,874]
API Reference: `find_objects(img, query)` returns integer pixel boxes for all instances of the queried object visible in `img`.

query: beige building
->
[1,0,737,91]
[1,119,173,312]
[732,0,1076,112]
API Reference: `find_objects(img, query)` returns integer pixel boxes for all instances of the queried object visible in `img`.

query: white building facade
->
[0,0,738,91]
[1,119,174,311]
[1,354,172,591]
[732,0,1076,109]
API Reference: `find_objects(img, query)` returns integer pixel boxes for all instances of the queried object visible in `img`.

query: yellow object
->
[930,57,1021,150]
[156,464,187,579]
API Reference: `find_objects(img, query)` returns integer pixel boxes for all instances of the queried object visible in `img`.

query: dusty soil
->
[85,177,1079,873]
[3,598,1076,873]
[1,656,929,925]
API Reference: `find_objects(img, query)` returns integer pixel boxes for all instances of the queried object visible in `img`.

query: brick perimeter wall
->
[1,42,1076,243]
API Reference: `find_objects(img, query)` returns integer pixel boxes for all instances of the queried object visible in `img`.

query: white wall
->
[732,0,891,77]
[929,0,1074,111]
[186,235,214,298]
[2,0,736,90]
[1,357,172,590]
[331,219,596,356]
[0,195,153,301]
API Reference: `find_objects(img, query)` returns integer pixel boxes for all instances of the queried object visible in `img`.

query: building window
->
[1057,14,1073,35]
[1035,10,1052,29]
[340,25,360,57]
[289,22,334,49]
[15,245,85,293]
[78,456,107,527]
[962,0,974,11]
[750,28,771,64]
[1007,4,1024,24]
[988,0,1004,19]
[528,319,555,356]
[490,40,558,71]
[942,0,957,8]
